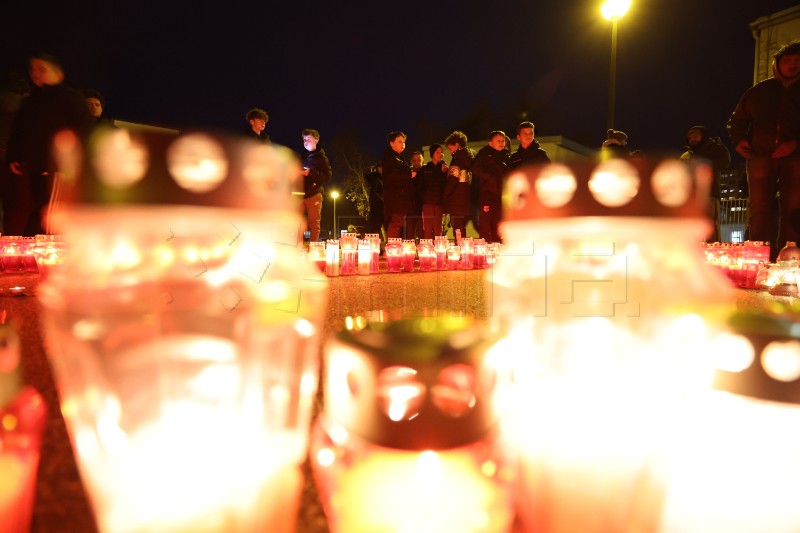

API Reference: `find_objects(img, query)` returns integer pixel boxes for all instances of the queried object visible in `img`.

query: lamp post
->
[601,0,631,131]
[330,190,340,238]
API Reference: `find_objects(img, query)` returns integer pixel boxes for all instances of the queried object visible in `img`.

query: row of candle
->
[0,235,67,275]
[701,241,770,289]
[307,235,501,277]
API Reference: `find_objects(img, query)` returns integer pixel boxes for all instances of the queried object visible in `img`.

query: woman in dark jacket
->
[442,131,474,240]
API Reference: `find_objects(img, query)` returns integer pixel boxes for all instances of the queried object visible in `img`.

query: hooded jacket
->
[727,60,800,157]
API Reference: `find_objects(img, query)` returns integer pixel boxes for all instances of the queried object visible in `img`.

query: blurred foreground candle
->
[402,239,416,272]
[417,239,435,272]
[434,236,448,271]
[39,128,328,533]
[491,159,733,533]
[0,324,47,533]
[33,234,67,281]
[385,238,403,273]
[357,239,371,276]
[325,239,340,277]
[0,236,26,274]
[311,318,514,533]
[659,311,800,533]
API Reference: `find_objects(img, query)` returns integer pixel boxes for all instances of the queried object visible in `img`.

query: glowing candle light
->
[402,239,416,273]
[434,236,448,271]
[385,238,403,274]
[417,239,435,272]
[311,318,514,533]
[325,239,340,277]
[357,239,371,276]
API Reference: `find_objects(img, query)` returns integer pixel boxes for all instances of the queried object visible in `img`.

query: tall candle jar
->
[39,129,328,533]
[365,233,381,274]
[357,239,371,276]
[310,317,514,533]
[402,239,416,273]
[385,238,403,274]
[417,239,435,272]
[490,159,733,533]
[434,236,448,271]
[325,239,340,277]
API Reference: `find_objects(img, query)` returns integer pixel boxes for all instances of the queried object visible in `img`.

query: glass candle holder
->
[340,233,358,276]
[311,318,514,533]
[308,241,326,273]
[446,245,461,270]
[385,238,403,274]
[39,129,328,533]
[661,311,800,532]
[461,237,474,270]
[0,236,26,274]
[473,239,487,270]
[402,239,416,273]
[325,239,340,277]
[0,324,47,533]
[434,236,448,271]
[417,239,435,272]
[365,233,381,274]
[357,239,371,276]
[491,159,733,533]
[32,235,67,281]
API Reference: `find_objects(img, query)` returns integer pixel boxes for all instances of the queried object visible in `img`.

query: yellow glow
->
[317,447,336,468]
[1,414,17,431]
[601,0,631,21]
[651,160,692,207]
[589,159,640,207]
[762,340,800,382]
[535,164,577,208]
[166,134,228,193]
[330,190,340,199]
[93,129,149,189]
[709,333,755,373]
[294,318,315,338]
[106,239,142,270]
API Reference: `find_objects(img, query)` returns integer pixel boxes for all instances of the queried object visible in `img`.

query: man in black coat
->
[416,143,448,239]
[300,128,332,242]
[442,130,474,240]
[509,121,550,170]
[381,131,414,239]
[6,52,91,235]
[473,131,509,243]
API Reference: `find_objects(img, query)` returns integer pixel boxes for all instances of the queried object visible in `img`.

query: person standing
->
[300,129,332,242]
[381,132,415,239]
[472,131,509,243]
[364,163,385,239]
[680,125,731,241]
[243,108,270,143]
[6,52,92,235]
[416,143,448,239]
[509,120,550,170]
[442,130,474,240]
[409,150,425,239]
[728,40,800,259]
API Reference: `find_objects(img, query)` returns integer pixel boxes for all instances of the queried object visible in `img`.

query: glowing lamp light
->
[310,318,514,533]
[601,0,631,21]
[492,159,733,533]
[41,129,328,533]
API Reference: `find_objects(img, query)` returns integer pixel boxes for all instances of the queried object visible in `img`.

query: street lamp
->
[601,0,631,131]
[330,190,340,238]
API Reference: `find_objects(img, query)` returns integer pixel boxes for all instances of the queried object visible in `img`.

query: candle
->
[385,238,403,273]
[417,239,435,272]
[325,239,340,277]
[308,241,326,273]
[402,240,416,273]
[434,236,448,271]
[473,239,487,269]
[340,234,357,276]
[461,237,473,270]
[0,237,25,273]
[357,239,371,276]
[446,245,461,270]
[365,234,381,274]
[315,444,512,533]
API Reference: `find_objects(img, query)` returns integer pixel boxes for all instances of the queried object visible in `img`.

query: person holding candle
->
[472,131,509,243]
[381,131,415,239]
[300,128,333,243]
[442,131,474,241]
[417,143,448,239]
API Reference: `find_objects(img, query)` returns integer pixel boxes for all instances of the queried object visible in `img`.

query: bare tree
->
[329,129,371,219]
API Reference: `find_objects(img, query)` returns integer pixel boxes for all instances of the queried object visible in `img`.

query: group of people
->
[4,40,800,258]
[375,121,550,244]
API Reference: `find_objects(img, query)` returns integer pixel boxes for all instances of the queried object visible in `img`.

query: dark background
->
[2,0,799,161]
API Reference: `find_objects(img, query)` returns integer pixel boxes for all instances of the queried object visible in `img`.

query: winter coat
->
[301,147,332,198]
[472,145,509,200]
[442,146,474,215]
[416,160,447,205]
[509,140,550,169]
[381,147,414,217]
[727,76,800,157]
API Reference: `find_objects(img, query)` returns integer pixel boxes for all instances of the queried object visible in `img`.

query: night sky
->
[2,0,800,163]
